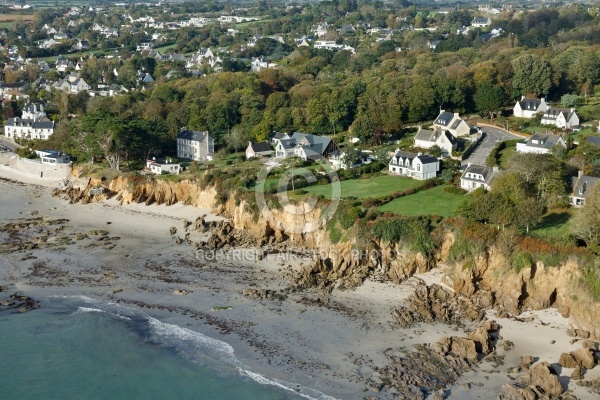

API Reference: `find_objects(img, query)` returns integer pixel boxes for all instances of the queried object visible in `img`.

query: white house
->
[313,40,355,53]
[35,149,71,164]
[513,96,548,119]
[251,57,277,72]
[273,132,339,161]
[414,127,458,157]
[460,164,498,192]
[541,107,580,130]
[388,150,439,180]
[146,158,181,175]
[427,40,441,49]
[432,110,472,137]
[471,17,492,28]
[4,102,55,140]
[246,141,273,159]
[571,171,600,207]
[177,129,214,162]
[516,133,566,154]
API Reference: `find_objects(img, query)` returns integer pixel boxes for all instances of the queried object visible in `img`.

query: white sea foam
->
[58,296,338,400]
[76,306,106,314]
[147,317,337,400]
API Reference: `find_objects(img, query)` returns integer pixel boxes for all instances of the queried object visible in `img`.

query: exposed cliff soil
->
[55,174,600,338]
[444,246,600,339]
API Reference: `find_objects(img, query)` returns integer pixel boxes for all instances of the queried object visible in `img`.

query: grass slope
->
[378,185,465,217]
[304,174,421,199]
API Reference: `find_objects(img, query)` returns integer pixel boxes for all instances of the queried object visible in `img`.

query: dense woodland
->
[2,3,600,168]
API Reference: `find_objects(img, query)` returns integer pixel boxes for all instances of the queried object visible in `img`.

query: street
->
[461,126,523,167]
[0,135,19,152]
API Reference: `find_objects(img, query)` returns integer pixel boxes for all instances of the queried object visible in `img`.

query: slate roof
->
[573,174,600,198]
[434,112,455,127]
[6,117,54,129]
[525,133,563,149]
[248,141,272,153]
[461,164,496,184]
[518,97,543,111]
[585,136,600,147]
[390,150,438,165]
[177,129,210,142]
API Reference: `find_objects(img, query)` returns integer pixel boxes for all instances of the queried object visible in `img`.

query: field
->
[530,210,574,240]
[377,185,466,217]
[303,174,422,199]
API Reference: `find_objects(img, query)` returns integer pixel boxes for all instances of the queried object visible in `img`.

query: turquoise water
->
[0,297,324,400]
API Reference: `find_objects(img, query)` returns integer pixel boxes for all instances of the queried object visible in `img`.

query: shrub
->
[512,252,532,273]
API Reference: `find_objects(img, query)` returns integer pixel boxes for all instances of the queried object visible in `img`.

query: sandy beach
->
[1,168,599,399]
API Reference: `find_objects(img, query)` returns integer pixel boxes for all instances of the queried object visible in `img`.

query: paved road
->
[0,136,19,152]
[462,126,523,167]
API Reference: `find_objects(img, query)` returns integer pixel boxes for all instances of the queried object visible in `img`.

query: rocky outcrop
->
[379,321,499,396]
[390,280,484,328]
[444,246,600,338]
[497,362,574,400]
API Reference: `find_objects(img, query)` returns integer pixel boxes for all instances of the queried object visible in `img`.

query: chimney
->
[578,170,583,178]
[454,112,460,119]
[521,95,525,100]
[492,166,499,173]
[152,157,156,161]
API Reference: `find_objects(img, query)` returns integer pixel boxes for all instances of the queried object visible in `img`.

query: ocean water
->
[0,296,332,400]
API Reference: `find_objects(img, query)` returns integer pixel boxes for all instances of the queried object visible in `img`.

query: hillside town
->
[2,1,600,400]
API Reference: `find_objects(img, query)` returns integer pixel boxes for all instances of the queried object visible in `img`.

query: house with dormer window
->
[571,171,600,207]
[414,127,460,157]
[388,150,439,180]
[273,132,339,161]
[541,107,580,130]
[460,164,498,192]
[516,133,566,154]
[4,102,54,140]
[513,96,548,118]
[471,17,492,28]
[432,110,472,137]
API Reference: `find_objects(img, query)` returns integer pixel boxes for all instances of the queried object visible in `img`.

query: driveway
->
[461,126,523,167]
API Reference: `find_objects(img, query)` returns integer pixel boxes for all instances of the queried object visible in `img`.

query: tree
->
[224,127,251,153]
[511,54,553,97]
[474,82,505,119]
[515,197,545,233]
[560,94,579,108]
[571,183,600,245]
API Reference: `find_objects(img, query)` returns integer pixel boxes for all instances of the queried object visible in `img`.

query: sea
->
[0,296,334,400]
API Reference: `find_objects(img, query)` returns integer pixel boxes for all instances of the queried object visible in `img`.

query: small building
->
[432,110,471,137]
[460,164,498,192]
[414,127,458,157]
[246,141,273,159]
[541,107,580,130]
[516,133,566,154]
[35,149,71,164]
[427,40,441,49]
[571,171,600,207]
[177,128,214,162]
[146,158,181,175]
[513,96,548,119]
[388,150,439,180]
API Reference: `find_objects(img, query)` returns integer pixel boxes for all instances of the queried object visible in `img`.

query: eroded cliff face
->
[58,174,600,337]
[441,238,600,338]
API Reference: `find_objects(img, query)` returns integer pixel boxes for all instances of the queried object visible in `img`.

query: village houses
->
[177,129,215,162]
[388,150,439,180]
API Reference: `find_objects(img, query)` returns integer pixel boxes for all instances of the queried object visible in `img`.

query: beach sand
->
[0,168,598,399]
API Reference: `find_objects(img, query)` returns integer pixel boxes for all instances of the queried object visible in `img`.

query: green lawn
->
[497,142,517,169]
[303,174,422,199]
[530,210,574,240]
[378,185,466,217]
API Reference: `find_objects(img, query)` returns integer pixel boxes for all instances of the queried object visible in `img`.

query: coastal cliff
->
[58,174,600,339]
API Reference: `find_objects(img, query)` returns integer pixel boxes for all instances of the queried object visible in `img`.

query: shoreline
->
[1,174,599,399]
